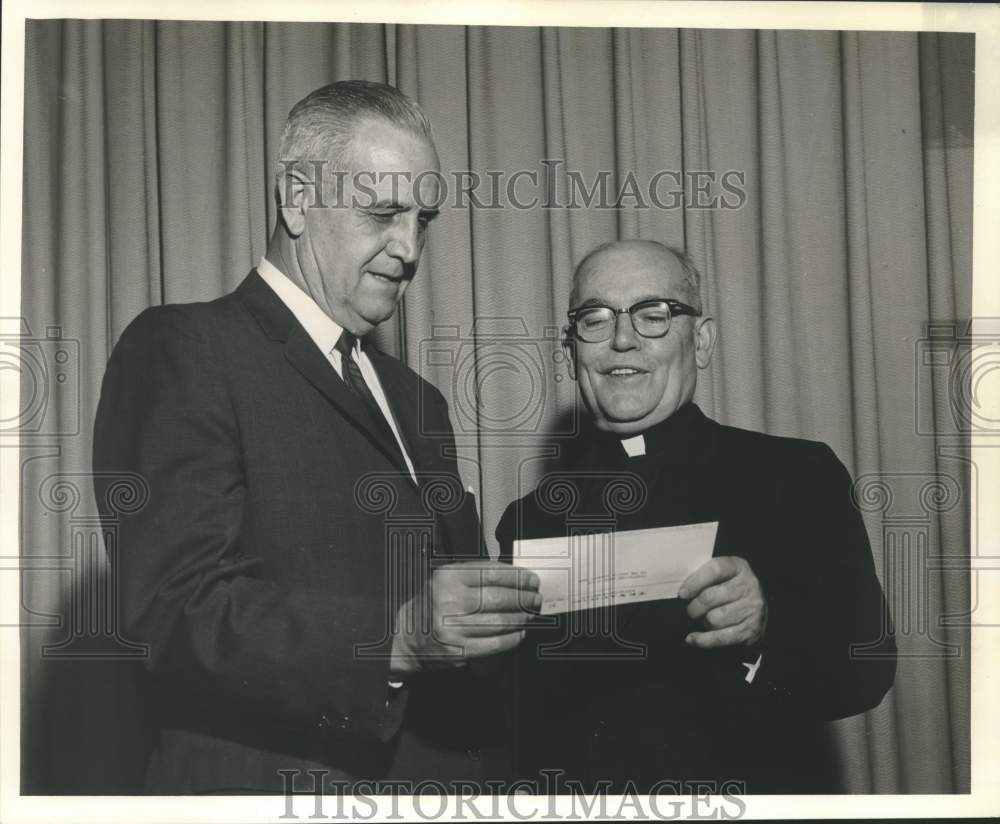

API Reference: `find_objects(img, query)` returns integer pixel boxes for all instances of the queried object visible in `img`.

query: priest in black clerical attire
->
[496,240,896,794]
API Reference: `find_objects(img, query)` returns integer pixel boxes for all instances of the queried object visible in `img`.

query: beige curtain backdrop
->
[20,21,972,794]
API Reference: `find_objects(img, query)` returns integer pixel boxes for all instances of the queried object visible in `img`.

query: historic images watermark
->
[3,316,148,658]
[348,464,654,663]
[349,470,507,663]
[418,318,576,445]
[11,316,996,666]
[507,469,652,661]
[846,318,1000,659]
[0,317,79,439]
[277,160,748,212]
[29,471,150,659]
[914,319,1000,438]
[277,770,747,821]
[852,471,963,659]
[914,319,1000,634]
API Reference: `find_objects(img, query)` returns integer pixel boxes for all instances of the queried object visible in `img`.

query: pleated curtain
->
[20,21,972,794]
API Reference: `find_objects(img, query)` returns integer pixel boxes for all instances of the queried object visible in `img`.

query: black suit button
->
[318,713,332,732]
[466,747,481,761]
[339,714,353,731]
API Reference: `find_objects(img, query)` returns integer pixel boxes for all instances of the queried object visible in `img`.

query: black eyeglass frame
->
[566,298,701,342]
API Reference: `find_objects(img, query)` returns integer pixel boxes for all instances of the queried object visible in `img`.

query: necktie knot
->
[332,329,409,474]
[336,330,358,358]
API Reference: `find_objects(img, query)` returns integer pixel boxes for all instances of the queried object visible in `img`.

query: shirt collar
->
[257,257,349,356]
[569,402,714,468]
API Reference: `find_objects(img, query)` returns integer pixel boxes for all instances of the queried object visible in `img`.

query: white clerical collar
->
[257,257,352,356]
[620,434,646,457]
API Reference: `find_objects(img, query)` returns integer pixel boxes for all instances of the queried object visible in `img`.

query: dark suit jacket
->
[93,271,497,793]
[496,403,896,794]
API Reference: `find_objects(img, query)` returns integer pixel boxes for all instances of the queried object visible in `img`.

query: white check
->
[512,522,718,615]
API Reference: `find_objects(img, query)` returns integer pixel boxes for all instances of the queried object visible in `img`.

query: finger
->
[447,562,540,591]
[476,585,543,613]
[449,585,540,614]
[441,611,535,636]
[684,618,753,649]
[701,600,755,630]
[463,630,527,659]
[686,580,739,620]
[678,557,740,601]
[491,566,541,591]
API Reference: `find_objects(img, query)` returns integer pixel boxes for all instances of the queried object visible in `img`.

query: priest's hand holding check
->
[679,555,768,649]
[512,522,767,650]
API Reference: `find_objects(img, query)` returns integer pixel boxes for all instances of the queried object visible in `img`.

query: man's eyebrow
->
[575,294,667,308]
[366,201,440,218]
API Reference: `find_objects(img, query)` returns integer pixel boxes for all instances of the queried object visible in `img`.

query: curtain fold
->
[20,20,972,794]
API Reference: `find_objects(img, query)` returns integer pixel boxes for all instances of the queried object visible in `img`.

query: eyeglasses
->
[567,298,701,343]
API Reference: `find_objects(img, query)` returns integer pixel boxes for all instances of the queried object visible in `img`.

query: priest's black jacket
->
[495,403,896,794]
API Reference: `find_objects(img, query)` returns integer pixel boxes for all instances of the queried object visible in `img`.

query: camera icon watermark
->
[0,317,80,438]
[914,319,1000,439]
[418,318,577,444]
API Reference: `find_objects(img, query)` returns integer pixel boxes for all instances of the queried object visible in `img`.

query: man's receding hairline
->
[276,80,435,181]
[337,114,439,171]
[569,240,704,313]
[352,113,437,144]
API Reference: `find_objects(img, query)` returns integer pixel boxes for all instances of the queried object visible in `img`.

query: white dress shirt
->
[257,257,417,484]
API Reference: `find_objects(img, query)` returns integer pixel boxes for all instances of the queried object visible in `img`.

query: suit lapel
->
[370,347,483,557]
[367,348,427,477]
[237,269,411,475]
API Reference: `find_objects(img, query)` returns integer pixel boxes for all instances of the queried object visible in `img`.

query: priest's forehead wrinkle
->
[568,240,703,314]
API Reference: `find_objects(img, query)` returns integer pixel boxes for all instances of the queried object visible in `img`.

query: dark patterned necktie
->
[335,331,407,467]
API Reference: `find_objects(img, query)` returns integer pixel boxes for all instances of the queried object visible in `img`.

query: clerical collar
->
[620,434,646,457]
[586,402,708,463]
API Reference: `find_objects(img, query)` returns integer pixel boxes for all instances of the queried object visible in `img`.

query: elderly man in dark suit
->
[93,80,539,794]
[497,240,896,794]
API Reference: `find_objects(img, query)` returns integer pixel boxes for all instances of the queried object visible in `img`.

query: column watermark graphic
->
[514,471,649,660]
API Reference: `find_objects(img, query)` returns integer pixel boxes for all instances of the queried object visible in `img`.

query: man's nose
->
[385,213,422,264]
[610,311,639,351]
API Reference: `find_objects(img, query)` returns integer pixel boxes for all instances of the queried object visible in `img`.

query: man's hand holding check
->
[390,561,541,673]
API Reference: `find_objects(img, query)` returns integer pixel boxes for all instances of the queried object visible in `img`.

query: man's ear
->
[694,316,717,369]
[562,329,577,381]
[276,167,315,238]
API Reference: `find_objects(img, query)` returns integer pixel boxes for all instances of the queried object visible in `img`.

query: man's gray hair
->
[569,240,704,315]
[276,80,433,181]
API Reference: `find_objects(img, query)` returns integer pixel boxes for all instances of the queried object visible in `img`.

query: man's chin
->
[598,422,651,437]
[593,410,655,435]
[356,301,400,331]
[592,402,680,435]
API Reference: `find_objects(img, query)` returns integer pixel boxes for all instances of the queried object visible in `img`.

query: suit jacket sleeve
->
[747,442,896,720]
[93,307,407,745]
